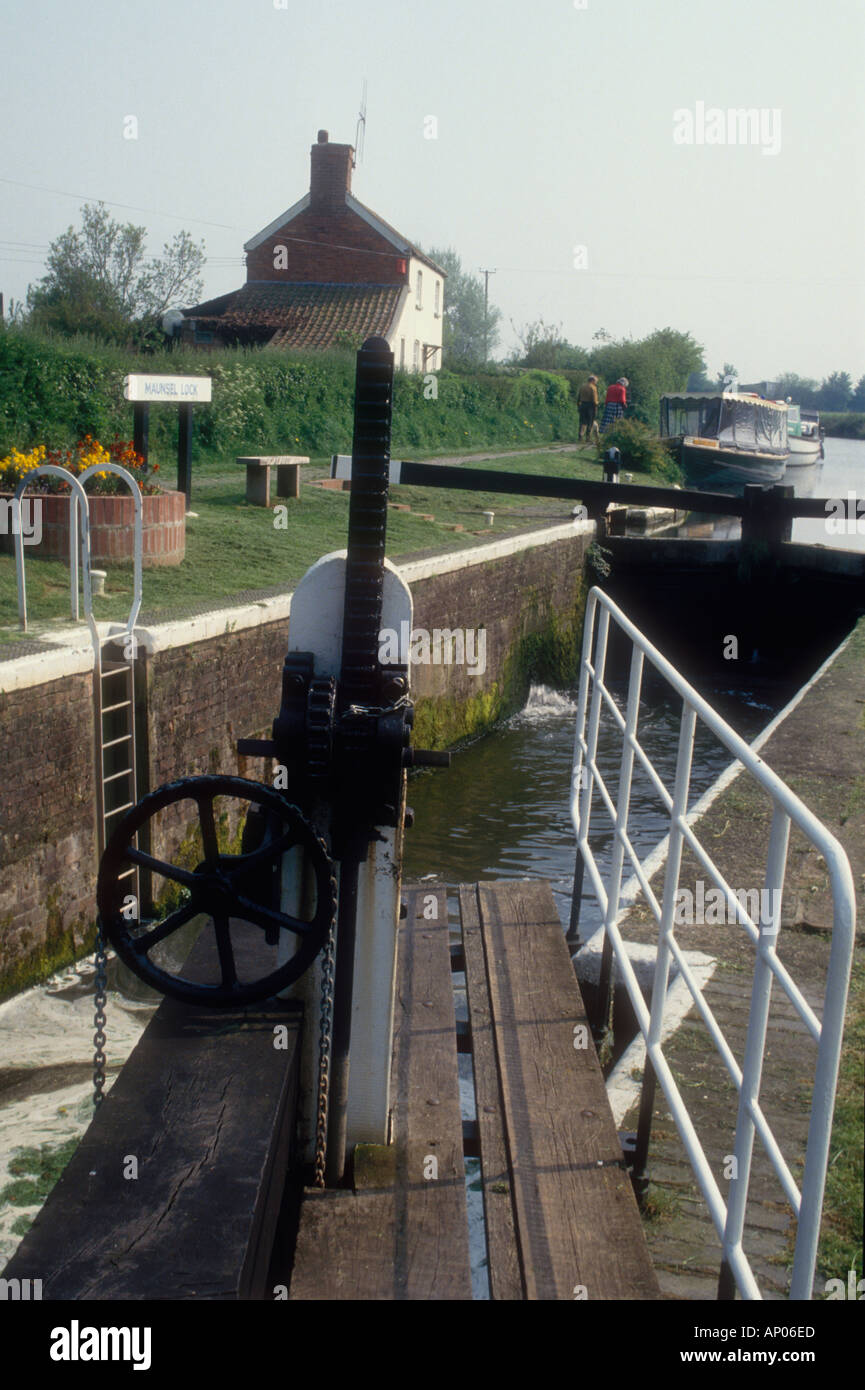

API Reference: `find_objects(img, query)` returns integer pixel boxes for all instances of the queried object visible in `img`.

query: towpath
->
[613,617,864,1299]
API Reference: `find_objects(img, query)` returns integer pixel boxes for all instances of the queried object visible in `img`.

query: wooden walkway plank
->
[2,931,302,1300]
[476,879,659,1301]
[289,887,472,1299]
[459,883,523,1300]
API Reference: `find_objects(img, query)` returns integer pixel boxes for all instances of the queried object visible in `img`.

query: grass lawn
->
[816,952,864,1288]
[1,444,653,639]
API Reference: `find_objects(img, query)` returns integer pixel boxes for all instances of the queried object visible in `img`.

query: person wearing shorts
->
[577,375,599,442]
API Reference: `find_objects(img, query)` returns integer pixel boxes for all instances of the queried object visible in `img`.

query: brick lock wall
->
[0,532,589,995]
[142,620,290,866]
[0,672,97,997]
[410,537,587,712]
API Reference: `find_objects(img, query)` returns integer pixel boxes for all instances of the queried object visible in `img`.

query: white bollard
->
[91,569,107,597]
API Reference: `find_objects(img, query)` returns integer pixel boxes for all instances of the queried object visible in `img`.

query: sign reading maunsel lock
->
[123,374,212,403]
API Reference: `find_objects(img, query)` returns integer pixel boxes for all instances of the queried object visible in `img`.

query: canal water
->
[672,435,865,548]
[403,678,783,936]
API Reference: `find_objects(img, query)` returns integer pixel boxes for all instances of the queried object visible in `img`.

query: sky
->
[1,0,863,383]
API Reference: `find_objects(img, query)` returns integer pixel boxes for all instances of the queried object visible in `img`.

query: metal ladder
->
[14,462,143,873]
[95,644,138,867]
[79,466,144,871]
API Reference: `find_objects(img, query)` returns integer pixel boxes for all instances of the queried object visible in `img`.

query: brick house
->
[181,130,445,371]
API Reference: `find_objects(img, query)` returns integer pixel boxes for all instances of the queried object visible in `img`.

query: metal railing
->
[568,586,856,1301]
[14,463,142,639]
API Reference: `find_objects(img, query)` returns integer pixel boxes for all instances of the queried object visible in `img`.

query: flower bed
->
[0,436,162,495]
[1,488,186,566]
[0,435,184,567]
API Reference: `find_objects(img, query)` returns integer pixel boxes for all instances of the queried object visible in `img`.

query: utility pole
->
[479,268,496,366]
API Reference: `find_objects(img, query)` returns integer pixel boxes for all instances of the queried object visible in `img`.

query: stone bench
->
[237,455,308,506]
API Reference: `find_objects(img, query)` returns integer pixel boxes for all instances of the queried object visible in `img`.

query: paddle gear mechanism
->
[97,776,336,1007]
[95,338,449,1180]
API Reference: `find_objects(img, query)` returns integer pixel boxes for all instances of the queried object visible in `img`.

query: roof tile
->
[184,281,403,348]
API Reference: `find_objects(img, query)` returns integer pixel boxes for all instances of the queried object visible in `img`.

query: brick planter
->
[0,488,186,567]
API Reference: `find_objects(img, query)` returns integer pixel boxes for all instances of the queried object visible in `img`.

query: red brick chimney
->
[310,130,354,211]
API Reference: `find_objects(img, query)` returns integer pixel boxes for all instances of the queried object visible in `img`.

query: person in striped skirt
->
[600,377,628,432]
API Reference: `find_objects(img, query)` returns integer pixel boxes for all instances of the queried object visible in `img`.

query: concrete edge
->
[1,519,593,687]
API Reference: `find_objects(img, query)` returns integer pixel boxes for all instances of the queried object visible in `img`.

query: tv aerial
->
[355,79,367,164]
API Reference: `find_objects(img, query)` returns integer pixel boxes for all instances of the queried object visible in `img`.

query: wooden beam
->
[476,880,659,1300]
[2,931,302,1300]
[288,888,471,1299]
[459,883,523,1300]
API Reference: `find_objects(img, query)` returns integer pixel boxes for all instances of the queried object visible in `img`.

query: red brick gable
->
[246,205,406,286]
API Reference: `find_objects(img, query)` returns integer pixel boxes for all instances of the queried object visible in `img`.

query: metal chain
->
[92,918,108,1108]
[312,912,336,1188]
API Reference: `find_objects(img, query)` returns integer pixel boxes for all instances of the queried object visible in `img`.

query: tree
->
[816,371,853,412]
[509,318,588,370]
[715,361,738,389]
[772,372,820,408]
[849,375,865,411]
[27,203,205,342]
[422,246,501,367]
[588,328,706,426]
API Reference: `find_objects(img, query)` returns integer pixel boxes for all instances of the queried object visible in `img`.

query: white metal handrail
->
[15,462,143,642]
[77,462,143,643]
[15,467,96,639]
[569,586,856,1301]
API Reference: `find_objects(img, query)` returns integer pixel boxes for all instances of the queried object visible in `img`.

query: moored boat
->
[785,404,824,466]
[659,391,789,491]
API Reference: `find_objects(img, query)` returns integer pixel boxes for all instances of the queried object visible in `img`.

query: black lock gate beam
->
[332,453,843,534]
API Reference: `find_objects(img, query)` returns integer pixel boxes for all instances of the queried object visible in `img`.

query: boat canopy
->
[660,393,788,454]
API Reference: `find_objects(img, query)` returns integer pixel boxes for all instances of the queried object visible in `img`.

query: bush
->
[596,418,681,483]
[0,325,582,462]
[820,412,865,440]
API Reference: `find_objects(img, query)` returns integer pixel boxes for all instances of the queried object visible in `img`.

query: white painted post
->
[279,552,413,1161]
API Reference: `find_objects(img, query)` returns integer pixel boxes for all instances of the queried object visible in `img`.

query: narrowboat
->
[659,391,789,490]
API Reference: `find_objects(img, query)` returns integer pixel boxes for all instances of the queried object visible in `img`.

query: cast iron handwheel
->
[97,775,335,1006]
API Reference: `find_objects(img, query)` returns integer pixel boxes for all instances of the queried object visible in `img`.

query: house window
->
[434,280,440,317]
[413,339,420,372]
[416,271,423,309]
[400,338,406,370]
